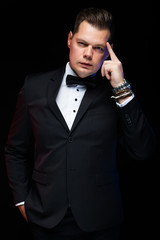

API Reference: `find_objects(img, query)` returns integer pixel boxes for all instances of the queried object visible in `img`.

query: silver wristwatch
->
[112,79,131,95]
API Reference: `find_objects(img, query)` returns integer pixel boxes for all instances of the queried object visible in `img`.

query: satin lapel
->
[70,83,105,133]
[47,67,70,133]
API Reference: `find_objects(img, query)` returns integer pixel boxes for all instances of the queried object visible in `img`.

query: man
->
[5,7,155,240]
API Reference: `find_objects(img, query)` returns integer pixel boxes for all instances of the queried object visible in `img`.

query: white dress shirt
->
[56,62,87,130]
[15,62,134,206]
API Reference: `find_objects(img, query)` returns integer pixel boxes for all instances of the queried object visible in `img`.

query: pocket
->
[32,169,47,185]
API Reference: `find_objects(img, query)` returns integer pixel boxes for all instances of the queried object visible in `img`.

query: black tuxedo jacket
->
[5,66,155,231]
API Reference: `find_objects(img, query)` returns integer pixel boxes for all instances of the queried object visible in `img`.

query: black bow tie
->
[66,75,97,88]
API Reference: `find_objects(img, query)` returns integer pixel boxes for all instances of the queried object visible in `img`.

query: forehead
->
[74,20,110,45]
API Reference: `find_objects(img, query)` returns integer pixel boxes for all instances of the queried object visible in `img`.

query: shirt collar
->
[66,62,77,77]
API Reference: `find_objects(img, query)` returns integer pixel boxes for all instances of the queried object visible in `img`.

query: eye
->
[94,47,105,53]
[78,42,87,47]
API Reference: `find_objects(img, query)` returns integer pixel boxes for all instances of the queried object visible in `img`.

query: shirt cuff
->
[15,201,25,207]
[116,94,135,107]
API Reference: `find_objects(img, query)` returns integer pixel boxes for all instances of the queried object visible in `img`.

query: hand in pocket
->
[18,204,28,222]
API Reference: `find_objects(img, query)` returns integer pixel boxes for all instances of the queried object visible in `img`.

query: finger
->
[102,60,113,65]
[106,42,119,62]
[101,62,109,77]
[101,63,105,77]
[101,60,112,77]
[104,67,111,80]
[101,62,111,79]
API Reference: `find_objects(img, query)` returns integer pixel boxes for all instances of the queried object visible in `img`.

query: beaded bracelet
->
[115,88,131,96]
[111,90,133,100]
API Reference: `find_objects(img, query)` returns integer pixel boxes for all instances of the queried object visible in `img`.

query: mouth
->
[79,62,93,68]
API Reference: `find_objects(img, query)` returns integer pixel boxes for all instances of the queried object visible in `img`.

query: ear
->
[67,31,73,48]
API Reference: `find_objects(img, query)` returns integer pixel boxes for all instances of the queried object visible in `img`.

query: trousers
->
[29,207,121,240]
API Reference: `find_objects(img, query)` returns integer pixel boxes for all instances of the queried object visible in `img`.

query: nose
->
[83,46,93,60]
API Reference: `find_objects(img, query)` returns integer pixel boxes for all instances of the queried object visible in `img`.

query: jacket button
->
[68,137,73,143]
[124,114,132,127]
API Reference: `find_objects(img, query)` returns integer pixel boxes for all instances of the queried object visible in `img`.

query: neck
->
[68,62,97,78]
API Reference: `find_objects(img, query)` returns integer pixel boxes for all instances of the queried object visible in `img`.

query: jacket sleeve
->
[5,78,33,204]
[117,97,156,160]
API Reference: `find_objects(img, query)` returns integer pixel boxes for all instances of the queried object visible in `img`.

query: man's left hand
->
[101,42,124,88]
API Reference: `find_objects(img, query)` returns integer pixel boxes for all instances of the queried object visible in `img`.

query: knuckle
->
[117,61,122,66]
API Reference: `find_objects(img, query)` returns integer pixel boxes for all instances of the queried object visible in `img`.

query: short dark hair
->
[73,7,114,43]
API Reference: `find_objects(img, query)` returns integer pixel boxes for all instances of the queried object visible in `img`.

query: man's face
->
[67,20,110,78]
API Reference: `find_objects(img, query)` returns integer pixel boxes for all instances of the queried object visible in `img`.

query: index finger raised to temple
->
[106,42,119,62]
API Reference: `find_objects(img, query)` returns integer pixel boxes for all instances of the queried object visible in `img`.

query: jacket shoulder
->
[24,66,65,100]
[25,66,65,87]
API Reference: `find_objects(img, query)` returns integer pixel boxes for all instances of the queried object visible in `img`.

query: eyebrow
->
[77,38,106,48]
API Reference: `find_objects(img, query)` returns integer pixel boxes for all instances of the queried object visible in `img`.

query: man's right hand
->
[18,204,28,222]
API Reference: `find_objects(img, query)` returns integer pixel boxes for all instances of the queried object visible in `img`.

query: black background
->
[0,1,158,239]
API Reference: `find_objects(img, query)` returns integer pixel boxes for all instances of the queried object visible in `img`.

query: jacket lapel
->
[70,80,106,133]
[47,66,70,133]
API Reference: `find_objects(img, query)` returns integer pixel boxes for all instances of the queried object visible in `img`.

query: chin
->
[78,72,92,78]
[77,68,95,78]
